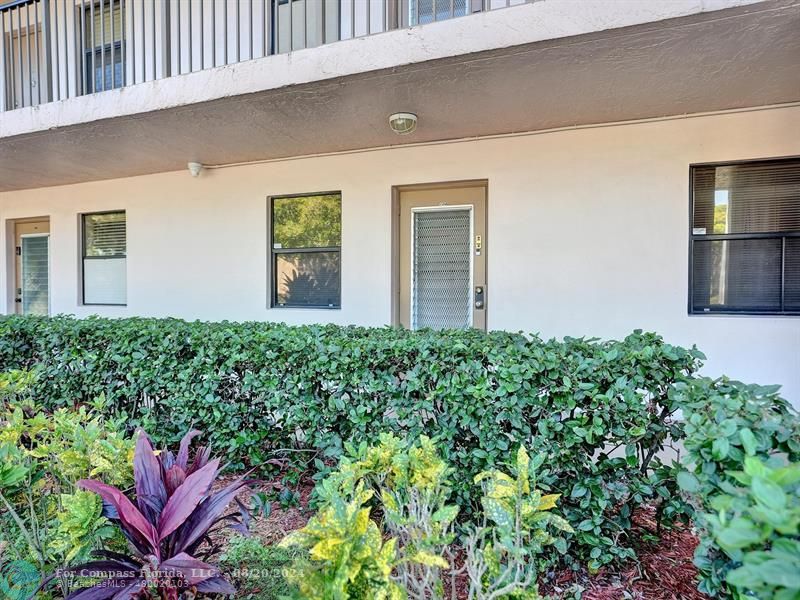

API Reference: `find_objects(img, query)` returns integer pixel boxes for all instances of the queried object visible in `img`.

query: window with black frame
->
[82,211,127,305]
[690,158,800,315]
[84,1,125,93]
[271,193,341,308]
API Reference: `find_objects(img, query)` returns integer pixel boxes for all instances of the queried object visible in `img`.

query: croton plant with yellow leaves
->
[0,371,134,598]
[281,434,572,600]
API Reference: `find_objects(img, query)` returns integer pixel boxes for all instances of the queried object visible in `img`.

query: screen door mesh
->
[21,236,49,315]
[412,209,471,330]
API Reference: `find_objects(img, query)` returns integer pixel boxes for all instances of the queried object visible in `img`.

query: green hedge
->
[0,315,706,569]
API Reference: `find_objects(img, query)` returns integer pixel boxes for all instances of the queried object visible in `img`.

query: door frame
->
[391,179,488,328]
[6,217,50,316]
[18,232,51,316]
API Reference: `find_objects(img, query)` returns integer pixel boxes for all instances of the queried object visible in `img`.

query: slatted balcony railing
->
[0,0,530,112]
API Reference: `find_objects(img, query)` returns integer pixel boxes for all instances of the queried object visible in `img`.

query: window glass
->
[271,194,341,308]
[83,211,126,305]
[275,252,340,307]
[692,161,800,235]
[84,211,126,256]
[692,238,782,312]
[411,0,468,25]
[272,194,341,249]
[84,2,125,92]
[86,2,123,47]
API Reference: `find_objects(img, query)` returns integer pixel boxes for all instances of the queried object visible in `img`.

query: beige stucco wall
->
[1,104,799,402]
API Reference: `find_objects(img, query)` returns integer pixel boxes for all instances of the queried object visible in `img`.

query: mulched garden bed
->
[543,507,706,600]
[221,474,707,600]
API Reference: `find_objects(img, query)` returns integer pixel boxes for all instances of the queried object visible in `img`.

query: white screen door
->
[411,208,473,329]
[20,234,50,315]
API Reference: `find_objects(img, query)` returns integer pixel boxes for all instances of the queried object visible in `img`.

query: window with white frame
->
[690,158,800,315]
[82,211,127,305]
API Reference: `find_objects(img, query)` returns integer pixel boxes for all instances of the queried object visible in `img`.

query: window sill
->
[270,305,341,310]
[82,304,127,307]
[688,311,800,318]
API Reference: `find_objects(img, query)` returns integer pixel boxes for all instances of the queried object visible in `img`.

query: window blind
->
[84,212,126,256]
[85,3,124,49]
[692,160,800,235]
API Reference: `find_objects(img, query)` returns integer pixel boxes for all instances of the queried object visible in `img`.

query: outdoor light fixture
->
[187,162,204,177]
[389,112,418,135]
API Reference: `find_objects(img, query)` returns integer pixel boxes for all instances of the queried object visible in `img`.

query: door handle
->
[474,286,485,309]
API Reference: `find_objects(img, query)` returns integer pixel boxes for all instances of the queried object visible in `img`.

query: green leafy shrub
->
[0,369,35,407]
[465,445,573,600]
[0,558,42,600]
[0,316,705,569]
[0,377,134,597]
[287,436,569,599]
[675,377,800,597]
[707,457,800,599]
[316,434,460,599]
[280,481,404,599]
[219,535,299,599]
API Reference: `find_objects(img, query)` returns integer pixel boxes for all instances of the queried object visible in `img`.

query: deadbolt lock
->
[475,286,485,309]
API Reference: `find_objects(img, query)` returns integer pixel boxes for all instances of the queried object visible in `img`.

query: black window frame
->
[688,156,800,317]
[268,192,342,310]
[81,209,127,307]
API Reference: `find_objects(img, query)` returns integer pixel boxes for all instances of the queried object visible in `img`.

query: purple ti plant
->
[66,429,250,599]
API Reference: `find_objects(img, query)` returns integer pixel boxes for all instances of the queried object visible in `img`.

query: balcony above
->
[1,0,799,191]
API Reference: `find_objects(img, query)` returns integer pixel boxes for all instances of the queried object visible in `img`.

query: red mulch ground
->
[221,473,707,600]
[543,507,707,600]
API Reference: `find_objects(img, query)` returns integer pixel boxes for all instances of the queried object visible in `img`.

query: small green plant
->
[315,434,459,599]
[219,535,299,599]
[464,446,573,600]
[50,490,117,564]
[0,558,41,600]
[251,491,273,519]
[280,481,404,600]
[705,456,800,599]
[675,377,800,596]
[287,436,572,600]
[0,369,35,407]
[279,486,301,510]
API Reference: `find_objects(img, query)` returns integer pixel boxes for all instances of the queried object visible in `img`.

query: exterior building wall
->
[1,104,798,401]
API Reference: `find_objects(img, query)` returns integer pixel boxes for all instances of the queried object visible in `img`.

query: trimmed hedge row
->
[0,315,705,569]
